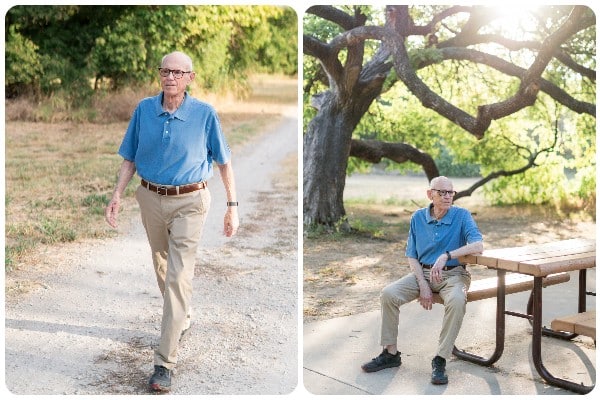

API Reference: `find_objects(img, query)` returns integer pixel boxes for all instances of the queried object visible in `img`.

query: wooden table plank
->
[484,238,593,256]
[519,252,596,276]
[460,239,595,274]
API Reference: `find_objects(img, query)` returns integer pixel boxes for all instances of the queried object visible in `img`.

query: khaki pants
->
[380,267,471,359]
[136,185,211,369]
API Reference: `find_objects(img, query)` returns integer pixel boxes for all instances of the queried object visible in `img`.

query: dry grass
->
[4,74,297,271]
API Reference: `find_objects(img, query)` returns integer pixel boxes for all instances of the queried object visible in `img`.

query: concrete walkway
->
[303,270,596,395]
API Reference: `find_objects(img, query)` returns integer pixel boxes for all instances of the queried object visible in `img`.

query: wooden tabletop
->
[460,238,596,277]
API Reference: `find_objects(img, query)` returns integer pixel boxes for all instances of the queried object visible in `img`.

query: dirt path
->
[4,107,298,395]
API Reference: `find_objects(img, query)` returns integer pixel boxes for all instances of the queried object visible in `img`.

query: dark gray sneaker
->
[149,365,171,392]
[431,356,448,385]
[361,349,402,372]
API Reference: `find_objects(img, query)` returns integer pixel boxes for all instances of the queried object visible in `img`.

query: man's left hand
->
[430,255,447,284]
[223,207,239,237]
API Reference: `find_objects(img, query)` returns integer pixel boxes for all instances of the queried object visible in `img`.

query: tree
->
[303,5,595,227]
[4,25,43,98]
[5,5,297,97]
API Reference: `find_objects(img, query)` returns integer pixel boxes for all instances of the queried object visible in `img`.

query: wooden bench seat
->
[551,310,596,340]
[432,272,571,304]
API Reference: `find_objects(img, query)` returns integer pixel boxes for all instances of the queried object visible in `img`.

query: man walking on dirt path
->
[361,176,482,385]
[105,50,239,392]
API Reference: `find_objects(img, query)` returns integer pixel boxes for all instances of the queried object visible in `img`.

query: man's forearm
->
[112,160,136,199]
[217,161,237,203]
[408,257,428,286]
[449,241,483,260]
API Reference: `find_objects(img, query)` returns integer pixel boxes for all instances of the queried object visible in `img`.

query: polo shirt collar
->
[155,92,190,121]
[427,203,453,224]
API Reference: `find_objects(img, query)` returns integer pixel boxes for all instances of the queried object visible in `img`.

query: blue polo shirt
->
[405,204,483,266]
[118,92,231,185]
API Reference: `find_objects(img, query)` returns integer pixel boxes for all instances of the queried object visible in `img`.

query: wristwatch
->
[445,250,452,260]
[227,201,238,207]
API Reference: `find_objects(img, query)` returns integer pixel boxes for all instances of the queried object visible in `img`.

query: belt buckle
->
[156,185,168,196]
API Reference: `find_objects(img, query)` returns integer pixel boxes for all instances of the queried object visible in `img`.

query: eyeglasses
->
[432,189,457,197]
[158,68,191,79]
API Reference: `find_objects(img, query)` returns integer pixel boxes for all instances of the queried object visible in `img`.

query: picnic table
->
[458,238,596,394]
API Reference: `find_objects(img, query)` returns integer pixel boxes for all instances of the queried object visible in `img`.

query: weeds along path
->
[4,107,298,395]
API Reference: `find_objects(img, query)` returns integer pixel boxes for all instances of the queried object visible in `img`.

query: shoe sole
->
[431,378,448,385]
[361,361,401,373]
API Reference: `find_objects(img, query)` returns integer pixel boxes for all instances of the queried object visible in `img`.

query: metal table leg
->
[526,271,585,340]
[531,275,594,394]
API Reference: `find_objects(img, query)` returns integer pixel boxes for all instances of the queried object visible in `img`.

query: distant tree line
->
[5,5,297,99]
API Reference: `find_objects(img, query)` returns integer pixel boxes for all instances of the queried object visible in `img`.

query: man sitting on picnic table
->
[361,176,483,385]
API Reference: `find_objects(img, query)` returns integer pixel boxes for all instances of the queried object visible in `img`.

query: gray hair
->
[161,51,193,71]
[430,176,452,189]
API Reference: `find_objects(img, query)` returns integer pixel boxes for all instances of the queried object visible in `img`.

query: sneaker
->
[361,349,402,372]
[431,356,448,385]
[149,365,171,392]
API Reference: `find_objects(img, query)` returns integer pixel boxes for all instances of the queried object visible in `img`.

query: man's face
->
[427,180,455,210]
[159,56,194,96]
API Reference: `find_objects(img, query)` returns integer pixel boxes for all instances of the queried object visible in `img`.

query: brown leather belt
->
[141,179,207,196]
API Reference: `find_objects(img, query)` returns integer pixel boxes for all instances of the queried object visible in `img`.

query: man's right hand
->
[417,284,434,310]
[105,198,120,228]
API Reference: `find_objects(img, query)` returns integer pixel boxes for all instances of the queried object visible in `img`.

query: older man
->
[361,176,483,385]
[105,51,239,392]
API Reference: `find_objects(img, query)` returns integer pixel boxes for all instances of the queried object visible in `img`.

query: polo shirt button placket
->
[163,119,171,142]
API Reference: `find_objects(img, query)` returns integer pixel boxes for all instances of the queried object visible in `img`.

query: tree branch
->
[304,26,389,96]
[432,48,595,116]
[455,126,560,200]
[387,5,595,140]
[387,26,483,137]
[306,5,361,31]
[408,5,473,36]
[327,26,387,52]
[303,34,344,91]
[349,139,439,181]
[522,6,587,86]
[476,7,591,124]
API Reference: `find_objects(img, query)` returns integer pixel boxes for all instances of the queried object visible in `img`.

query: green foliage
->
[408,47,443,69]
[573,166,596,216]
[6,6,128,94]
[304,216,349,239]
[484,165,565,205]
[350,84,482,177]
[4,26,43,96]
[435,147,481,177]
[351,217,385,238]
[90,10,156,88]
[6,5,297,99]
[256,7,298,75]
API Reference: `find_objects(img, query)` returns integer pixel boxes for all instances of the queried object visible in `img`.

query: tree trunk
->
[303,96,357,228]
